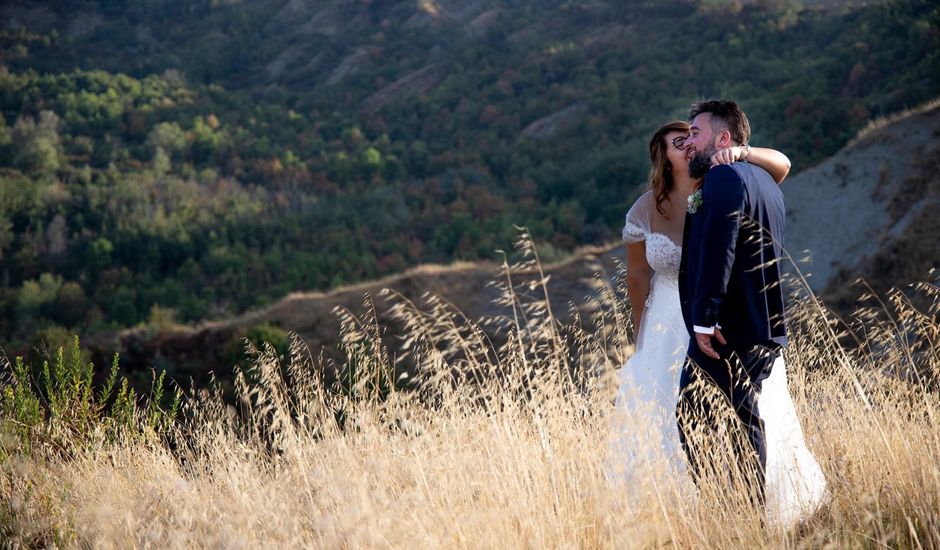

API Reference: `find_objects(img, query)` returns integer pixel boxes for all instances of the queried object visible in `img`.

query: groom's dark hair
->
[689,100,751,146]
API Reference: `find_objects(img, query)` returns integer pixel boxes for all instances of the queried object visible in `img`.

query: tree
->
[54,281,88,327]
[11,111,62,179]
[0,214,13,263]
[153,146,171,176]
[0,117,11,164]
[146,122,187,158]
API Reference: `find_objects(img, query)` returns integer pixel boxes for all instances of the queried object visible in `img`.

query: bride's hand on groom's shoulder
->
[710,146,746,166]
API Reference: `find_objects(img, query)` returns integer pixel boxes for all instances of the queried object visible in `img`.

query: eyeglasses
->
[671,136,688,150]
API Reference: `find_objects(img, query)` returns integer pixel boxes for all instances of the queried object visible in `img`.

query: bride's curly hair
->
[648,120,690,217]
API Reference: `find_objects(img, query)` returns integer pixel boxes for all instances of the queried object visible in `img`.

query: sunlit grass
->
[1,236,938,548]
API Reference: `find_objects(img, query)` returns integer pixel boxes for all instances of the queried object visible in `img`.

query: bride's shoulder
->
[632,189,654,205]
[626,189,655,216]
[623,189,653,243]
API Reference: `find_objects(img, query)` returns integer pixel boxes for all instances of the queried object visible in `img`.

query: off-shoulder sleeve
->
[622,191,653,243]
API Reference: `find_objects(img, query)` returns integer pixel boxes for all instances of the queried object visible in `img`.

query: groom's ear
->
[716,129,733,148]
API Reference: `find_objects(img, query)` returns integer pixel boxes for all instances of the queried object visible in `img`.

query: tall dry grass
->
[2,235,939,548]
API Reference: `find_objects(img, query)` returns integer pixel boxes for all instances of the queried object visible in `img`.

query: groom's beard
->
[688,150,713,179]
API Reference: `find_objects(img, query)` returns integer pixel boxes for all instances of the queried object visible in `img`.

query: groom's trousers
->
[676,342,780,503]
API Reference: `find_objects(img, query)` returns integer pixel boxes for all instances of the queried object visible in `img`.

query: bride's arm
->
[625,241,652,338]
[711,146,791,184]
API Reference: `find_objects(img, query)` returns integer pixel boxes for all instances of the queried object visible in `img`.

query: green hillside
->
[1,0,937,347]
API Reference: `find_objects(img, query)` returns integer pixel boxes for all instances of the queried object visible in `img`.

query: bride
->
[612,120,827,526]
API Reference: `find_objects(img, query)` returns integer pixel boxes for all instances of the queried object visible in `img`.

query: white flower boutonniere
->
[687,189,703,214]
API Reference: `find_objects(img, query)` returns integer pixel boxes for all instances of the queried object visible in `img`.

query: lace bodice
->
[644,233,681,281]
[622,191,682,282]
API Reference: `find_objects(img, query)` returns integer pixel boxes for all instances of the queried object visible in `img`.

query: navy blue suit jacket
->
[679,162,788,360]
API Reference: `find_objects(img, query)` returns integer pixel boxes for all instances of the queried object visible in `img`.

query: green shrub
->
[0,336,180,457]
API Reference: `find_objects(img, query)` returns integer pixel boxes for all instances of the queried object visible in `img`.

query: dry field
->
[2,237,939,548]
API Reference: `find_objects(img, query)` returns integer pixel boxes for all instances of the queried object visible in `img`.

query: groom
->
[677,100,788,502]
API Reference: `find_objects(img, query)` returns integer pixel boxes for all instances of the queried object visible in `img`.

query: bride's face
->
[664,130,691,175]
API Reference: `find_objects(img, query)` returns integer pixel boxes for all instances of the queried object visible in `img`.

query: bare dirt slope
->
[782,98,940,301]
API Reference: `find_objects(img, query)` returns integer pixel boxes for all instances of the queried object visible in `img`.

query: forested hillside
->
[1,0,937,348]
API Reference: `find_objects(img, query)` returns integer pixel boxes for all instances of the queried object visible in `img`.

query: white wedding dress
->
[612,190,828,526]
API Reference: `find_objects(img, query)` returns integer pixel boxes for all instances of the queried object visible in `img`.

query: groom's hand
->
[695,327,727,360]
